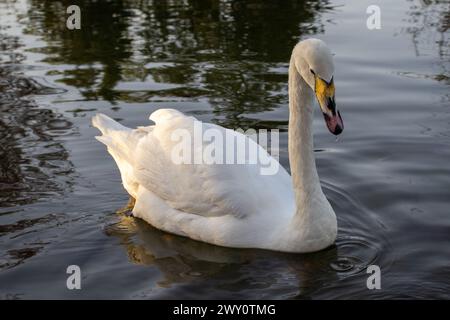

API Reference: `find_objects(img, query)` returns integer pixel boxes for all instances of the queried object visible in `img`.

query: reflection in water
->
[26,0,331,127]
[105,213,343,298]
[403,0,449,84]
[0,32,74,269]
[0,34,75,208]
[405,0,449,58]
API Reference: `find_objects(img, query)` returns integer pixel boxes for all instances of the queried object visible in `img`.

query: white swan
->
[92,38,344,253]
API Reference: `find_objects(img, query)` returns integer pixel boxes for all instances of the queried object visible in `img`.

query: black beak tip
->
[333,112,344,135]
[332,124,343,136]
[323,110,344,136]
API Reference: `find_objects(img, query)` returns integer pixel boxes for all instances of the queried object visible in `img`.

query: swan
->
[92,38,344,253]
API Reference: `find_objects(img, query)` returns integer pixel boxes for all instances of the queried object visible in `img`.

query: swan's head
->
[293,38,344,135]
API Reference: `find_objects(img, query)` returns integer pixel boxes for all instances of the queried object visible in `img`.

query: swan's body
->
[93,39,343,253]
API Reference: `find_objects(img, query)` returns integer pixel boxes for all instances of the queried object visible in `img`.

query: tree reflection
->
[26,0,133,101]
[404,0,449,84]
[25,0,331,126]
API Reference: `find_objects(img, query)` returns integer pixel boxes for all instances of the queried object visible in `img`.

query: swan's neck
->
[288,58,322,218]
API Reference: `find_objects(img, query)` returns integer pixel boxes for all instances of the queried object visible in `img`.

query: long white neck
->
[274,39,337,252]
[288,56,323,219]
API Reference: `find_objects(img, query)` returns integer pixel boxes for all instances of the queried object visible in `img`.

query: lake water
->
[0,0,449,299]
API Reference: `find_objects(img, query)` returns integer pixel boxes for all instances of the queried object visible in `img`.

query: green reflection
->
[25,0,331,127]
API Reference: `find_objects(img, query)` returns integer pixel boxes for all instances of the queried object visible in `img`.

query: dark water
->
[0,0,449,299]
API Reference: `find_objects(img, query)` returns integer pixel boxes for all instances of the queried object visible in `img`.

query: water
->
[0,0,449,299]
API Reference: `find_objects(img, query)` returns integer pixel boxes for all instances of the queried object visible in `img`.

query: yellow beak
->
[314,75,343,135]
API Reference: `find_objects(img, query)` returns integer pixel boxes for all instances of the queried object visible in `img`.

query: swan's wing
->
[132,109,292,219]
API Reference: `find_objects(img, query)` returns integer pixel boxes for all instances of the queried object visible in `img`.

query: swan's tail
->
[92,113,139,197]
[92,113,129,136]
[92,113,132,147]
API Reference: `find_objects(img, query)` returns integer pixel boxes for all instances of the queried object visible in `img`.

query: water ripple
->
[331,236,381,276]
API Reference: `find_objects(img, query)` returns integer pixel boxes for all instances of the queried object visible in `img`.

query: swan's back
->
[92,109,294,222]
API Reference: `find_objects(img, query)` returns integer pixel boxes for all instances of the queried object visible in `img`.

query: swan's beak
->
[315,76,344,135]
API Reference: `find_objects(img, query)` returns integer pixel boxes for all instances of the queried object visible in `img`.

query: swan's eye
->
[310,69,315,75]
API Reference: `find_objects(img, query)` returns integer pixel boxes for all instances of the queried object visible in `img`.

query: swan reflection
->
[105,213,341,297]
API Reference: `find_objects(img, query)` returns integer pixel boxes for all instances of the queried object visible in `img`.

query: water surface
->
[0,0,449,299]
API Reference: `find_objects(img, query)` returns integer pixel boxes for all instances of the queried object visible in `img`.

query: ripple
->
[330,236,381,276]
[47,119,72,130]
[330,258,354,272]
